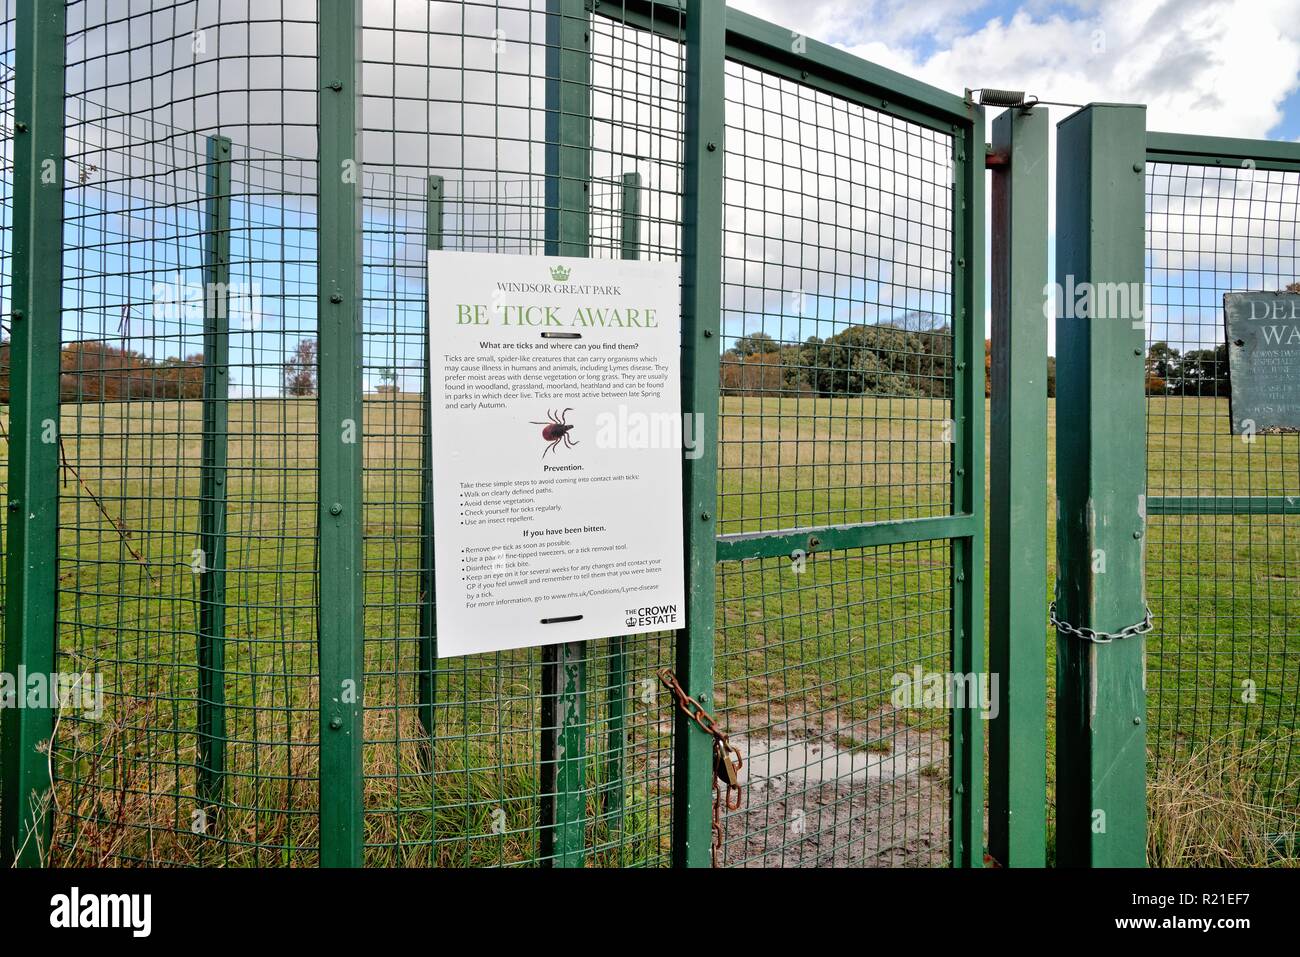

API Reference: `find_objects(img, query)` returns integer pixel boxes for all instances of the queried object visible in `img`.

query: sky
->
[29,0,1300,390]
[729,0,1300,141]
[727,0,1300,356]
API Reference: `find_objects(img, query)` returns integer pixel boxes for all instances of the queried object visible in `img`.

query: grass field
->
[1,392,1296,866]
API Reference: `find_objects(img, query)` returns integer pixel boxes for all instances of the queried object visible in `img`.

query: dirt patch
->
[716,712,950,867]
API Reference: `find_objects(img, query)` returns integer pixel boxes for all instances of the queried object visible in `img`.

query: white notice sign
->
[429,251,686,657]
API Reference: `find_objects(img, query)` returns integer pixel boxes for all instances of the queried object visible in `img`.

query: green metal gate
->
[0,0,986,868]
[708,14,984,867]
[569,0,986,867]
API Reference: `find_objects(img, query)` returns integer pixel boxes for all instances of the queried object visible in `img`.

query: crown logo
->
[550,265,571,282]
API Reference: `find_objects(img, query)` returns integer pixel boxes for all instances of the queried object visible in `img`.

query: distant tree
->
[377,367,399,393]
[1174,344,1230,397]
[0,340,204,403]
[1046,355,1056,398]
[720,351,787,396]
[1146,341,1179,386]
[60,341,203,401]
[732,331,782,357]
[284,338,318,396]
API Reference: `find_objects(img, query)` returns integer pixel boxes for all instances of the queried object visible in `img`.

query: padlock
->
[713,739,739,789]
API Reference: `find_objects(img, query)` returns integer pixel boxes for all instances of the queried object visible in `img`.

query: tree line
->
[0,337,322,402]
[0,332,1233,404]
[1144,341,1229,396]
[0,340,204,402]
[720,324,1062,399]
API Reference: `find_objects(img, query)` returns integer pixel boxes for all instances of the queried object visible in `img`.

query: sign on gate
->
[428,251,686,657]
[1224,291,1300,434]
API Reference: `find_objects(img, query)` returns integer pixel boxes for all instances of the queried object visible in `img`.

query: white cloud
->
[732,0,1300,139]
[731,0,991,49]
[733,0,1300,353]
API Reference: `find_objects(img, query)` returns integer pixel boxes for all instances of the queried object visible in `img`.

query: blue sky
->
[1276,93,1300,142]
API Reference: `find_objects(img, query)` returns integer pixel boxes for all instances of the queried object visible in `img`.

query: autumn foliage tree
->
[0,340,203,402]
[719,350,806,396]
[283,338,318,396]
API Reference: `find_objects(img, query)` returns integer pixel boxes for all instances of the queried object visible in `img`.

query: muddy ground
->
[714,711,952,867]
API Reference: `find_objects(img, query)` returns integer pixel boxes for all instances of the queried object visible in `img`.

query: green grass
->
[2,392,1296,866]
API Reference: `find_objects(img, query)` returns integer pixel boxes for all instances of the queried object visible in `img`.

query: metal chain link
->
[1048,601,1154,644]
[658,668,743,867]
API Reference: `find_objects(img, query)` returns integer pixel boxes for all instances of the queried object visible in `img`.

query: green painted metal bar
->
[602,638,627,822]
[949,102,986,869]
[197,134,233,811]
[715,514,978,564]
[1147,495,1300,516]
[1054,103,1149,868]
[1,0,66,869]
[418,175,443,752]
[590,0,968,132]
[316,0,366,868]
[674,0,726,869]
[601,172,641,823]
[1147,131,1300,173]
[539,0,591,868]
[619,172,641,258]
[987,107,1049,868]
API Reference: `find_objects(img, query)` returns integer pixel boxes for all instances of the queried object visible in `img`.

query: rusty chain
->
[657,667,743,866]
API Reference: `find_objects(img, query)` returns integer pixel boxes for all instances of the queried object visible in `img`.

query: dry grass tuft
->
[1147,735,1300,868]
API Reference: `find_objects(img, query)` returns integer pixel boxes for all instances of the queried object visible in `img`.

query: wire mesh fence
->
[4,0,684,868]
[1144,152,1300,841]
[52,0,322,865]
[0,0,983,868]
[5,0,1297,872]
[0,3,12,845]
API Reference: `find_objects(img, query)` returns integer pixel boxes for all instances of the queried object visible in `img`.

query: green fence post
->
[197,134,233,811]
[1,0,66,868]
[601,172,642,823]
[619,173,641,261]
[950,102,987,869]
[987,106,1048,867]
[539,0,591,868]
[418,175,443,753]
[676,0,725,868]
[316,0,365,868]
[1053,103,1149,867]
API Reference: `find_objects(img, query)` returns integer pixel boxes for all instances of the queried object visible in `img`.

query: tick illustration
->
[530,408,579,459]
